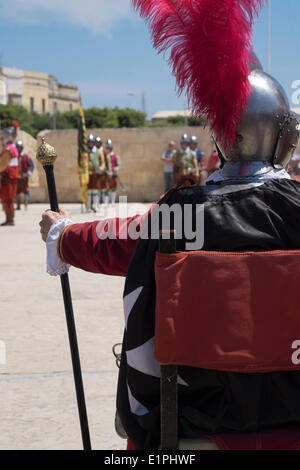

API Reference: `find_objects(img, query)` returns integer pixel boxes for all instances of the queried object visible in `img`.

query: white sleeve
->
[46,218,74,276]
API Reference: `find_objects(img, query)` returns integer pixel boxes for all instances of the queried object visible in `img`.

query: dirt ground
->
[0,202,149,450]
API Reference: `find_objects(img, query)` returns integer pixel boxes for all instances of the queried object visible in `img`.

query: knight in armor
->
[39,0,300,451]
[15,140,34,210]
[104,139,121,205]
[174,134,199,184]
[0,127,19,226]
[189,135,206,185]
[95,136,103,152]
[87,134,104,212]
[94,136,108,207]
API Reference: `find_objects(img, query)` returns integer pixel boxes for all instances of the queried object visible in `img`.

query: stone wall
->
[21,126,300,203]
[30,127,214,203]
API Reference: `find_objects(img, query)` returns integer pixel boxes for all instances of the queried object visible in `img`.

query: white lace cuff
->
[46,219,74,276]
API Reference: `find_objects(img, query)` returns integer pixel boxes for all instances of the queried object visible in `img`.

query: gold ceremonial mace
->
[37,138,91,450]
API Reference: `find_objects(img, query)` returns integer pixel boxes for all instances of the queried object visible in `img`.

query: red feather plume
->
[132,0,264,147]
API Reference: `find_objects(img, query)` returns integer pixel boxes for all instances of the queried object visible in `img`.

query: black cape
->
[117,179,300,450]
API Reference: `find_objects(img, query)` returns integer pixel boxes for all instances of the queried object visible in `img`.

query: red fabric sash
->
[211,427,300,450]
[20,154,30,174]
[110,153,118,169]
[128,429,300,450]
[154,250,300,373]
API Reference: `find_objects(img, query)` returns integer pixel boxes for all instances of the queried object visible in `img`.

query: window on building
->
[30,97,34,113]
[42,99,46,114]
[8,94,22,106]
[69,103,73,111]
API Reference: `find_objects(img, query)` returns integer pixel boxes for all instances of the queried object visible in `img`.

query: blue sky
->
[0,0,299,118]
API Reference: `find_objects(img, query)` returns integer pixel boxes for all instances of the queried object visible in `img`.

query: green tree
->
[116,107,146,128]
[167,115,187,126]
[188,115,205,127]
[0,103,204,137]
[146,120,174,128]
[102,108,119,128]
[55,112,76,129]
[63,110,80,128]
[0,104,36,136]
[32,112,52,133]
[85,107,111,128]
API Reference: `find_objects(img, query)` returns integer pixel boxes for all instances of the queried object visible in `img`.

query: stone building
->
[0,66,80,114]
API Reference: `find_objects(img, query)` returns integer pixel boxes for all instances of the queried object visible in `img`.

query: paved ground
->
[0,202,149,450]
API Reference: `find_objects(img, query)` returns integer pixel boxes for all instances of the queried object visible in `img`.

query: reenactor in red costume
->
[87,134,105,212]
[190,135,206,185]
[16,140,34,210]
[0,127,19,226]
[94,136,108,207]
[104,139,121,205]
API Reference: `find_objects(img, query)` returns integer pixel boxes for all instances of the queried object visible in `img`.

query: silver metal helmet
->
[88,134,95,142]
[181,134,189,143]
[0,126,15,146]
[248,51,263,72]
[190,136,198,144]
[106,139,113,149]
[218,64,300,168]
[16,140,23,148]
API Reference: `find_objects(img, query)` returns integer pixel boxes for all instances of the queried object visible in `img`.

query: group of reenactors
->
[0,125,123,224]
[162,133,220,192]
[86,134,121,212]
[0,122,34,226]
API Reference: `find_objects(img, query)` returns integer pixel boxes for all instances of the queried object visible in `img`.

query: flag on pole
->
[78,97,89,207]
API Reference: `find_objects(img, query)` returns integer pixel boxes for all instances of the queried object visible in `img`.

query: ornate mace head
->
[36,137,57,166]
